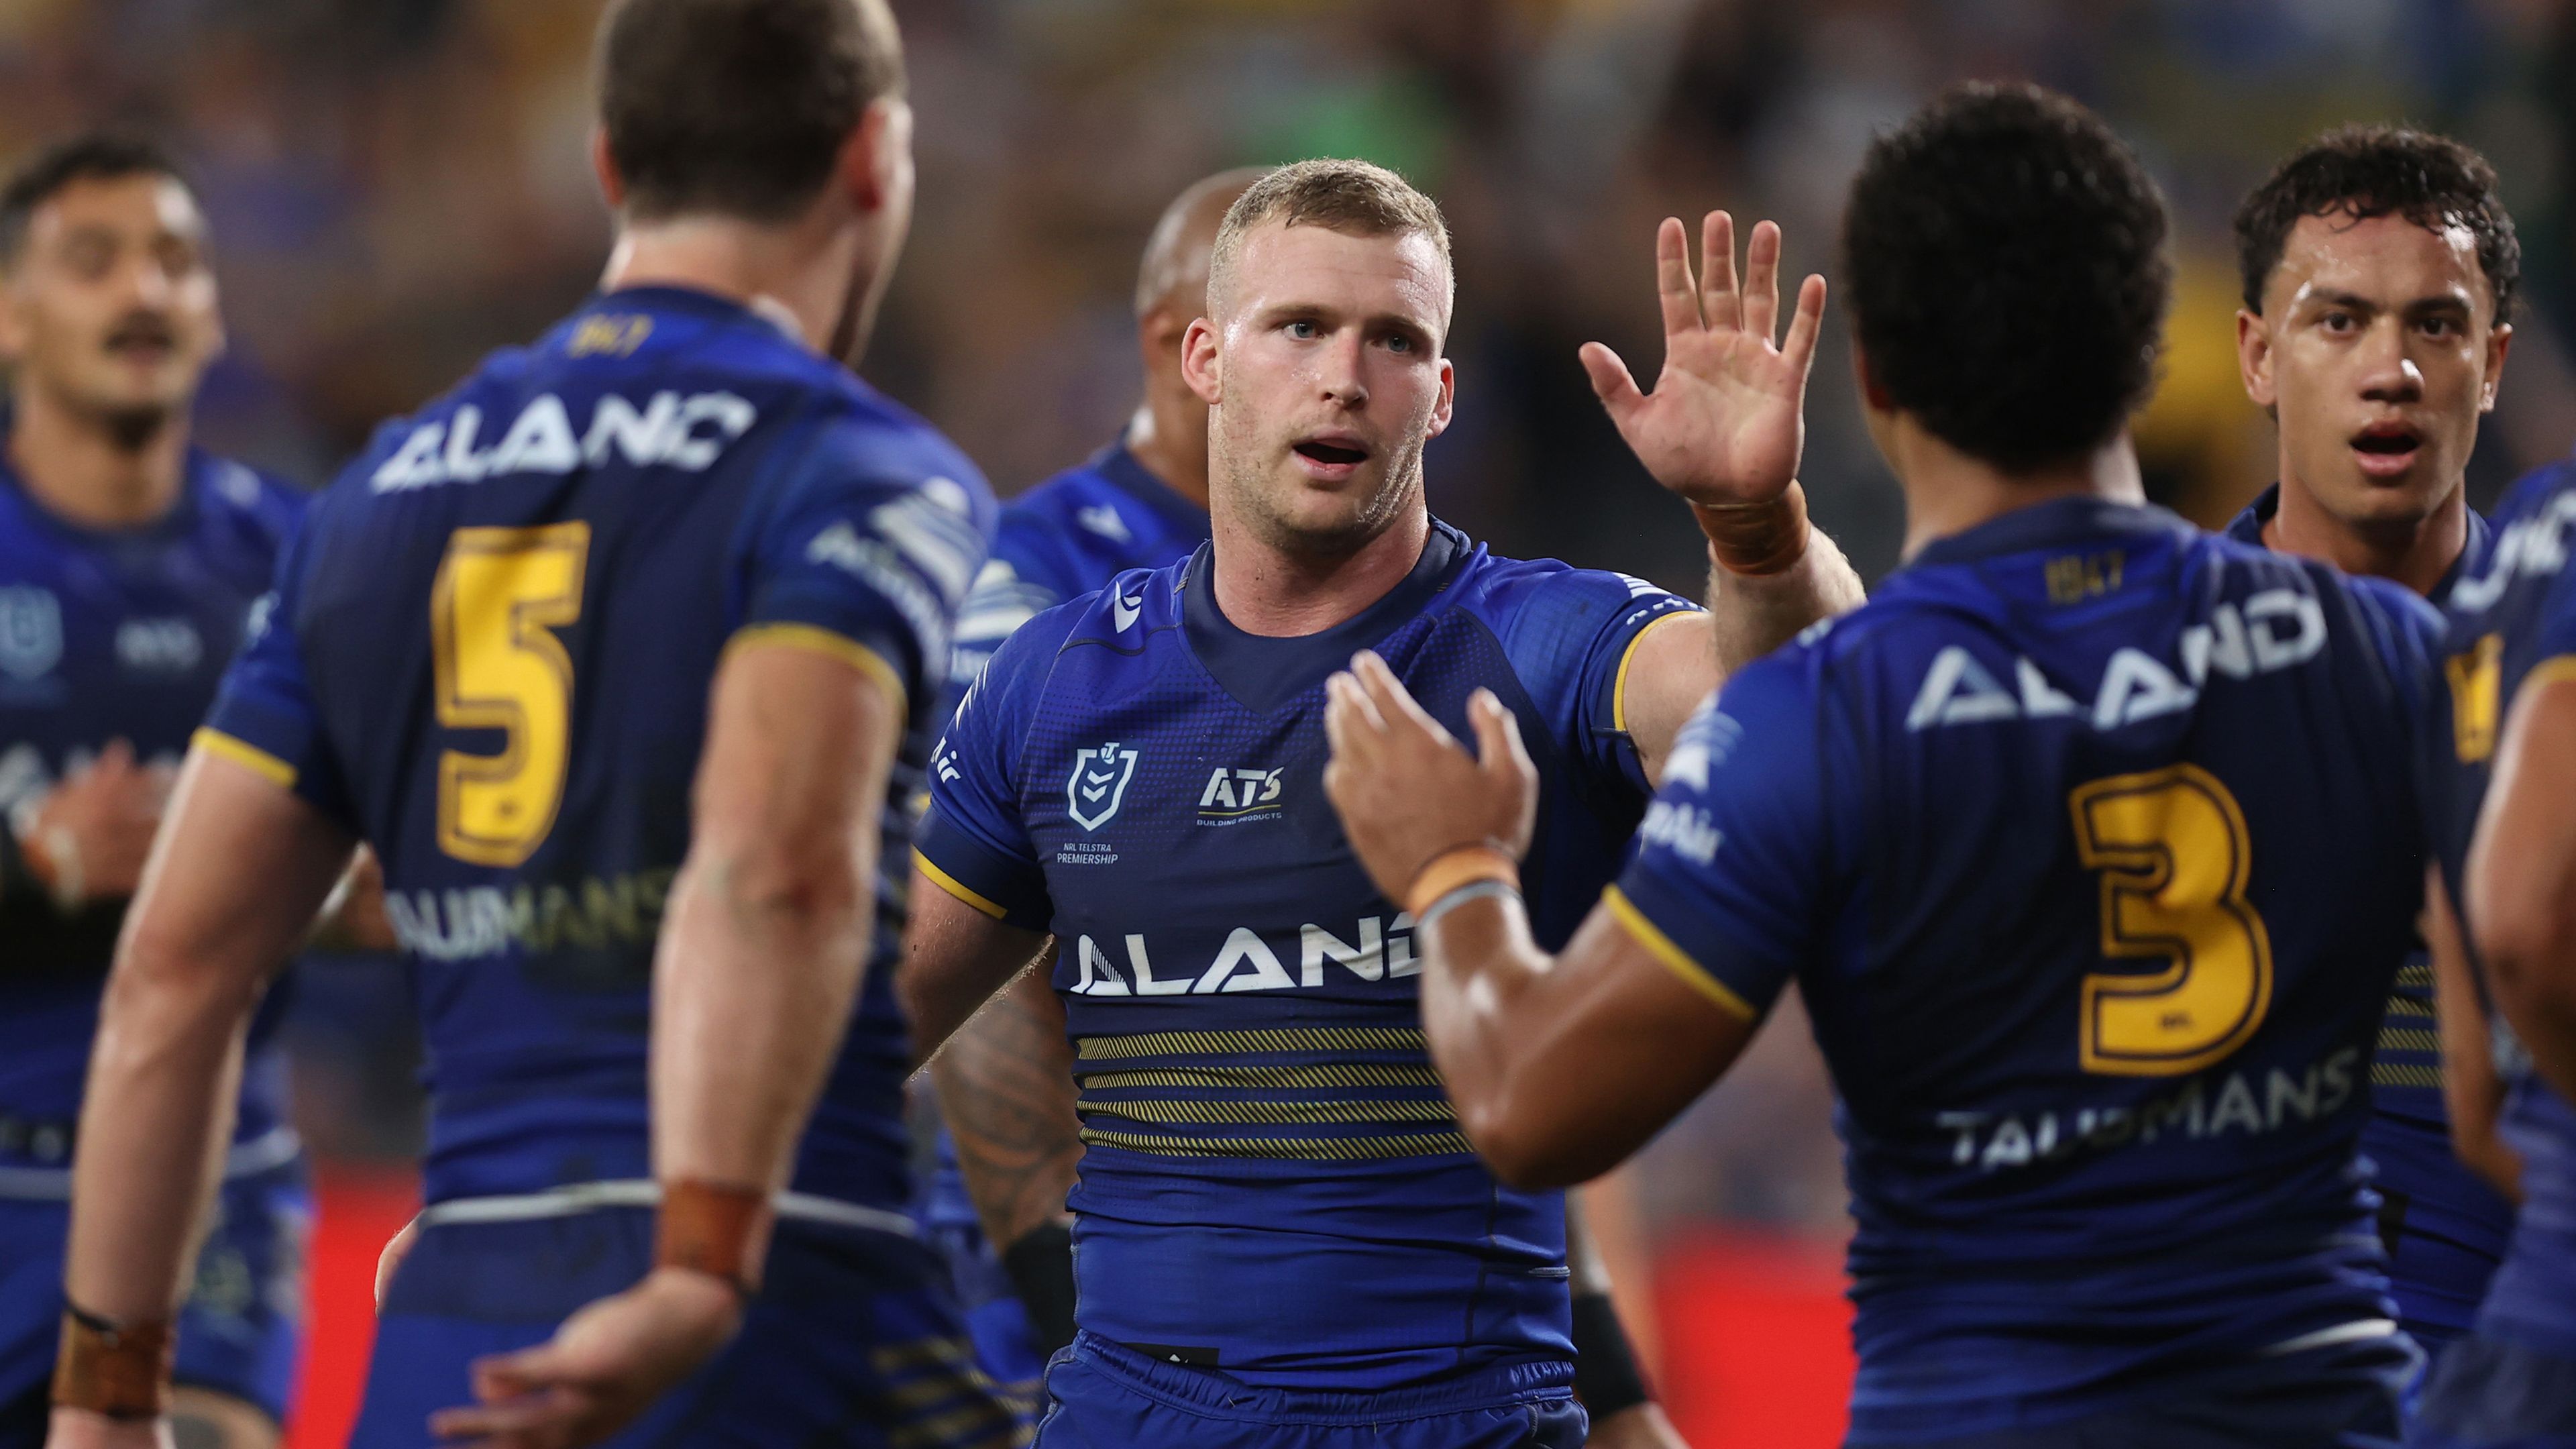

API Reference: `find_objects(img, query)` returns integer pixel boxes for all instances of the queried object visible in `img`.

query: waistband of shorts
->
[0,1125,300,1201]
[1069,1330,1572,1424]
[415,1177,918,1240]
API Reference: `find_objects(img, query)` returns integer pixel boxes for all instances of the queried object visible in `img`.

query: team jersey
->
[2422,456,2576,1361]
[203,285,995,1212]
[918,519,1697,1393]
[944,438,1210,711]
[2226,483,2514,1345]
[0,444,303,1167]
[1616,498,2440,1440]
[921,437,1209,1243]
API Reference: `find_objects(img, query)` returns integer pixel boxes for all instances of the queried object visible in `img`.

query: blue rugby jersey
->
[0,445,303,1168]
[2424,456,2576,1362]
[916,519,1699,1392]
[2226,484,2514,1344]
[201,285,995,1213]
[1615,498,2440,1440]
[921,436,1208,1244]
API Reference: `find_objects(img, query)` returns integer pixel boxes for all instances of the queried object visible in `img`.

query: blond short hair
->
[1206,158,1453,319]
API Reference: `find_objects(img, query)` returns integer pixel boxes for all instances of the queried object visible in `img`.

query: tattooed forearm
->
[933,960,1082,1247]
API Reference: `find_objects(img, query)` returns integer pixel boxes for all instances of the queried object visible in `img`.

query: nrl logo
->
[0,587,62,682]
[1067,741,1138,832]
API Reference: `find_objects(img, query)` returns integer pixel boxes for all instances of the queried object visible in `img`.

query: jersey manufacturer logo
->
[1067,742,1139,831]
[116,617,203,673]
[1077,504,1132,543]
[1112,592,1143,632]
[0,587,62,681]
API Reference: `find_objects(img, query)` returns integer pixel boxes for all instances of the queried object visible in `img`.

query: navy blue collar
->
[1183,519,1472,715]
[2226,480,2495,606]
[1091,439,1211,541]
[0,419,207,546]
[592,284,801,344]
[1906,496,2194,572]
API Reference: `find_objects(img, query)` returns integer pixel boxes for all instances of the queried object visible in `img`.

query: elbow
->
[698,831,869,927]
[2476,901,2576,1039]
[1458,1097,1593,1191]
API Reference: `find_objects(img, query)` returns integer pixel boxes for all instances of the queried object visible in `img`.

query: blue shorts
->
[2366,1116,2514,1358]
[0,1142,308,1445]
[1032,1332,1582,1449]
[1860,1335,2420,1449]
[356,1193,1027,1448]
[2410,1333,2576,1448]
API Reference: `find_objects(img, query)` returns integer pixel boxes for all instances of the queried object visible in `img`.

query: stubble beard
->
[1214,419,1424,566]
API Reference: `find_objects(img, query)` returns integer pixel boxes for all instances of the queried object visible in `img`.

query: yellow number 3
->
[2068,763,2273,1077]
[433,523,589,866]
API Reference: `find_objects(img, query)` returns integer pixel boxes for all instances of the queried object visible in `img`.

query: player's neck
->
[1895,429,2145,561]
[2262,474,2466,600]
[1208,501,1431,638]
[602,219,866,358]
[6,382,189,530]
[1124,400,1210,510]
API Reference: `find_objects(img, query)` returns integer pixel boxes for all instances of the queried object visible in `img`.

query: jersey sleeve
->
[1509,569,1703,797]
[1605,647,1838,1021]
[940,515,1076,722]
[200,515,359,832]
[737,417,995,716]
[914,606,1065,932]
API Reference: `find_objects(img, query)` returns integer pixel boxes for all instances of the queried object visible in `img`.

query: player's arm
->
[2424,863,2522,1202]
[48,747,353,1446]
[917,953,1082,1355]
[1566,1189,1686,1447]
[1324,655,1756,1186]
[2463,665,2576,1104]
[1583,211,1861,781]
[432,639,904,1448]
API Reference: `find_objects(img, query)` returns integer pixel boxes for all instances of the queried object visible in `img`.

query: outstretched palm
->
[1580,212,1827,509]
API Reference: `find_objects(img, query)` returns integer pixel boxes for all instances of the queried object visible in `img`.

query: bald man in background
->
[909,168,1253,1407]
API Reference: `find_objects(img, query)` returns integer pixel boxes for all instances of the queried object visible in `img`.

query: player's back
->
[2426,458,2576,1363]
[1629,497,2436,1435]
[212,285,993,1214]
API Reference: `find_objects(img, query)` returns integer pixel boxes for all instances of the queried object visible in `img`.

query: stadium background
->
[5,0,2575,1442]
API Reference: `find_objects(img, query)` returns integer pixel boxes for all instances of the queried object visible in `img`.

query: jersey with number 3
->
[1613,498,2440,1439]
[202,286,995,1214]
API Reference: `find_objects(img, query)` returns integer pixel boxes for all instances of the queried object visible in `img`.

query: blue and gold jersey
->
[0,445,303,1167]
[1617,498,2440,1439]
[203,286,995,1213]
[2226,483,2513,1344]
[917,521,1697,1392]
[2425,456,2576,1360]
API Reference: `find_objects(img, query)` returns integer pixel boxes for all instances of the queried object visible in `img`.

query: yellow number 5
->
[2069,763,2273,1076]
[433,523,589,865]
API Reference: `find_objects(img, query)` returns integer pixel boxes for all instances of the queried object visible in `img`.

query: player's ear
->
[843,98,914,217]
[1426,356,1456,439]
[2236,307,2276,409]
[590,128,626,212]
[1181,315,1222,406]
[2481,322,2513,415]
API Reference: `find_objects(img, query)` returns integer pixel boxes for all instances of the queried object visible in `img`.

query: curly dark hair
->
[0,133,188,266]
[2233,125,2518,325]
[1842,83,2171,473]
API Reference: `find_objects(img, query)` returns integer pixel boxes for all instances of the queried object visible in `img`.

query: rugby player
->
[902,158,1860,1446]
[43,2,1018,1447]
[2229,125,2522,1360]
[1324,85,2451,1446]
[0,136,309,1449]
[919,168,1248,1396]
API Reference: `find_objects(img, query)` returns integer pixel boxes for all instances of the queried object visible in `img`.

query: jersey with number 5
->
[1611,498,2441,1438]
[202,286,996,1214]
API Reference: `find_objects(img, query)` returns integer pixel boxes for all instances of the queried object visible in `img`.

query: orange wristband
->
[52,1306,173,1420]
[1693,482,1811,576]
[655,1179,771,1296]
[1403,845,1521,921]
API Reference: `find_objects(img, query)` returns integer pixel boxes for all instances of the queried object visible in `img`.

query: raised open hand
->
[1578,212,1827,509]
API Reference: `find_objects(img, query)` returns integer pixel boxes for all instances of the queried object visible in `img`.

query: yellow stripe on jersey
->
[1079,1097,1457,1127]
[2525,655,2576,692]
[1613,608,1704,734]
[192,728,297,791]
[1603,884,1756,1021]
[1079,1126,1474,1161]
[723,623,908,717]
[1074,1026,1425,1061]
[913,850,1008,921]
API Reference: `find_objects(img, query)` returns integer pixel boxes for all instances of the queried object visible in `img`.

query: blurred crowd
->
[5,0,2574,1243]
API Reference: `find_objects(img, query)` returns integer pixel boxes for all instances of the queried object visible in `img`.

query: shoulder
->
[1452,550,1695,645]
[196,454,307,550]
